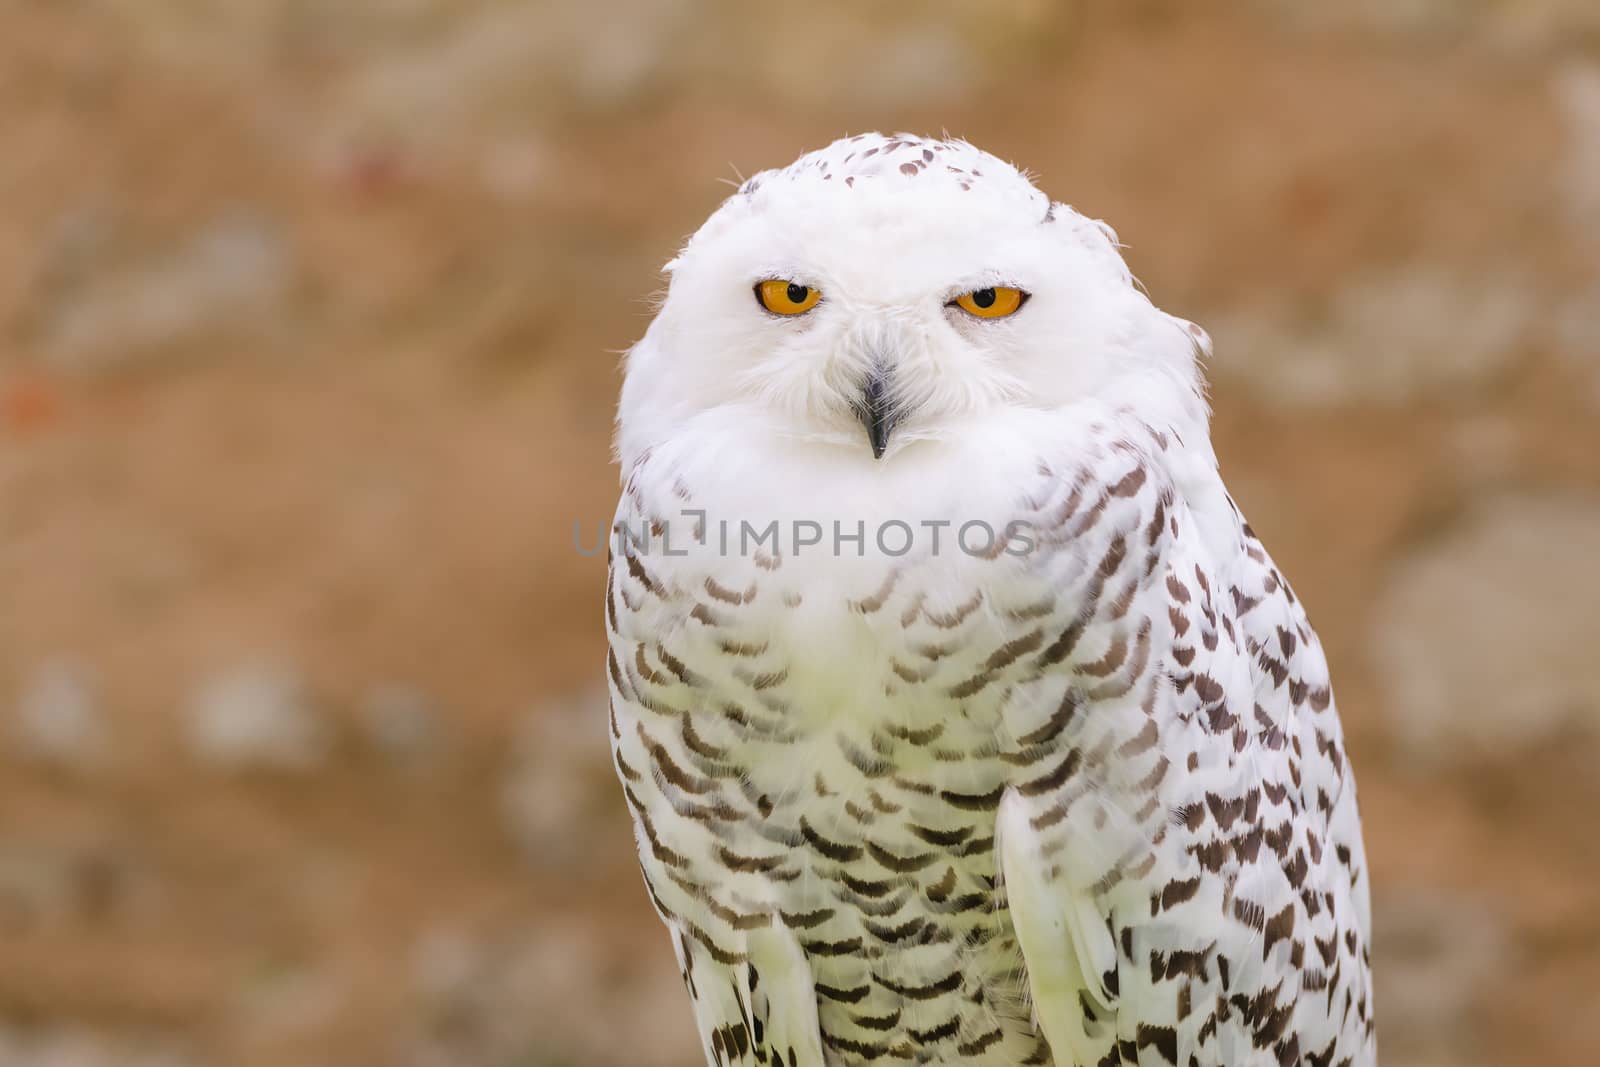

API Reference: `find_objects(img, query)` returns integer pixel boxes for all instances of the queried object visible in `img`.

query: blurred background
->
[2,1,1599,1065]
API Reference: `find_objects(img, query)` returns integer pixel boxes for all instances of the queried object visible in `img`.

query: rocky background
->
[2,1,1598,1065]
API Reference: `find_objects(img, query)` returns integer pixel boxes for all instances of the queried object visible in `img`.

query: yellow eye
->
[756,279,822,316]
[953,286,1026,319]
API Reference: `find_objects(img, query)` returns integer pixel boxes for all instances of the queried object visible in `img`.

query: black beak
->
[855,371,895,460]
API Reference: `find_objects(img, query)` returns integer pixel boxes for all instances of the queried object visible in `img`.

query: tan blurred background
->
[2,1,1599,1065]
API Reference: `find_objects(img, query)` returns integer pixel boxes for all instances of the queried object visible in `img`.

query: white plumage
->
[606,133,1374,1066]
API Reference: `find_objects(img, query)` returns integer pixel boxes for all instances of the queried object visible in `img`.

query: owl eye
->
[756,279,822,316]
[951,286,1027,319]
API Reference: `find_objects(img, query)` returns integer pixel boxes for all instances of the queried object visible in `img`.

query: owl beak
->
[855,370,896,460]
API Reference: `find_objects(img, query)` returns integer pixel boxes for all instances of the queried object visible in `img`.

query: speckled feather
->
[607,134,1374,1067]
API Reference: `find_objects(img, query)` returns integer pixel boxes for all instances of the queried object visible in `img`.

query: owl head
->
[617,134,1208,472]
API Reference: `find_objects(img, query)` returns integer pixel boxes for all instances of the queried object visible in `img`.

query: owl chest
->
[613,576,1065,1061]
[625,636,1020,912]
[612,539,1087,918]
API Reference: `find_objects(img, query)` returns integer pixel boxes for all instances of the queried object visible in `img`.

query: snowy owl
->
[605,134,1374,1067]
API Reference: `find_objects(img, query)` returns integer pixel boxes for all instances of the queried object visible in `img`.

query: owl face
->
[618,135,1201,469]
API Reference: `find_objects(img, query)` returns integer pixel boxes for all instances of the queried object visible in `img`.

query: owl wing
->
[996,417,1374,1066]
